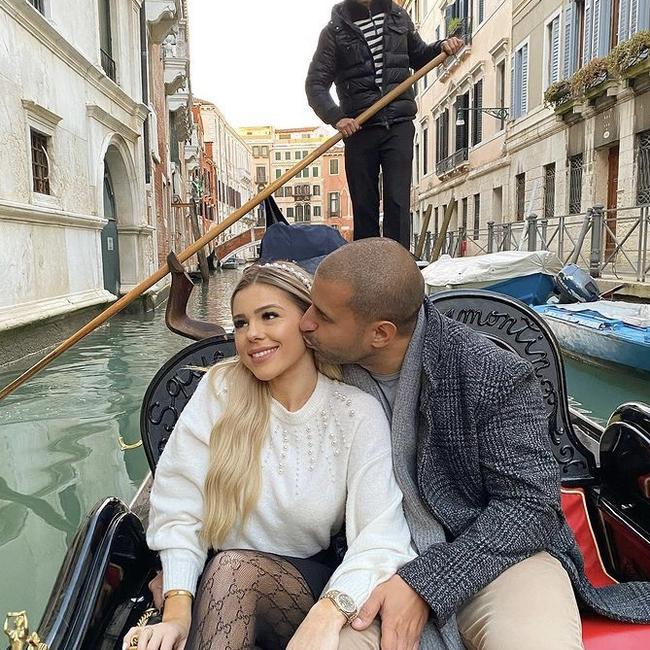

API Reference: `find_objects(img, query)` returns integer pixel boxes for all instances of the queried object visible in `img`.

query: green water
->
[0,270,648,625]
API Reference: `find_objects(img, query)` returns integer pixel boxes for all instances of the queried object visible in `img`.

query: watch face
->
[336,593,356,614]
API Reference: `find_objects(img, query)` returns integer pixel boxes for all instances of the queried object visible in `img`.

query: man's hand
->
[442,37,464,57]
[351,575,428,650]
[335,117,361,138]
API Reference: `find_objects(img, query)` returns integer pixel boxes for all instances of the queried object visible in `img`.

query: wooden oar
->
[0,50,448,401]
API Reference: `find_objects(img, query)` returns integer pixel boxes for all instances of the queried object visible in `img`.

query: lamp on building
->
[455,107,510,127]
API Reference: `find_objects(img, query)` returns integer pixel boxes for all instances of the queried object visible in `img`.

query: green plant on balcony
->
[447,17,463,37]
[570,55,615,97]
[544,80,573,108]
[609,30,650,76]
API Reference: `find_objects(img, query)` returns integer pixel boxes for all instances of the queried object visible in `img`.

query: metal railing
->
[417,204,650,282]
[101,49,116,82]
[435,148,469,177]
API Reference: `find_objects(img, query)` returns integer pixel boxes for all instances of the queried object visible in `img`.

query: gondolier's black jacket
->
[305,0,444,128]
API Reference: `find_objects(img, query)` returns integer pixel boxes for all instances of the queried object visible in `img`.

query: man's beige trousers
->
[337,552,584,650]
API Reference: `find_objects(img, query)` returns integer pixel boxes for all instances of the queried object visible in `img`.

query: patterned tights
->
[185,549,316,650]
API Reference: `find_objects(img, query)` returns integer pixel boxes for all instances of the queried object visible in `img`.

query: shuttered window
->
[546,14,561,87]
[436,111,449,163]
[472,80,483,146]
[423,126,429,176]
[473,193,481,240]
[563,1,578,78]
[619,0,647,41]
[512,43,529,120]
[583,0,593,63]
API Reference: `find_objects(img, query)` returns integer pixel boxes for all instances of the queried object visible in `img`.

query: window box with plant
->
[570,56,616,103]
[610,30,650,81]
[544,80,574,113]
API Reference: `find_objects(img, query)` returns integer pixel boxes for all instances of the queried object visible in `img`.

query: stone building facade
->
[197,101,255,245]
[239,125,354,238]
[0,0,152,336]
[404,0,650,269]
[0,0,203,351]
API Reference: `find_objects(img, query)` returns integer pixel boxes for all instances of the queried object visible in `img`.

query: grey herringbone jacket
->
[346,299,650,644]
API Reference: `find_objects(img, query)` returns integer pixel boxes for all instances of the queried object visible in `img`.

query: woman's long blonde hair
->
[200,262,341,548]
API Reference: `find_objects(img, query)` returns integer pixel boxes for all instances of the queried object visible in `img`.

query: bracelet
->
[163,589,194,601]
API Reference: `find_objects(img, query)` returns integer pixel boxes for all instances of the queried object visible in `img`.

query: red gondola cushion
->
[561,488,650,649]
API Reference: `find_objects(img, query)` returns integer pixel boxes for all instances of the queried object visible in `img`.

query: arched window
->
[296,204,304,221]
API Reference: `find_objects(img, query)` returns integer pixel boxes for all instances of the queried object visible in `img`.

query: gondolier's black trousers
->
[344,120,414,250]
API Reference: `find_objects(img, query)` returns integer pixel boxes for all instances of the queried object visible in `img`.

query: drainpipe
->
[140,4,151,184]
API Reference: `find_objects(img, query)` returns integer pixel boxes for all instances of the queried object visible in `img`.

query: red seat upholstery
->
[561,488,650,649]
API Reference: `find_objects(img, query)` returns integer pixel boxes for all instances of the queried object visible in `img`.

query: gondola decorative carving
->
[3,612,48,650]
[140,336,237,471]
[165,251,226,341]
[430,290,597,484]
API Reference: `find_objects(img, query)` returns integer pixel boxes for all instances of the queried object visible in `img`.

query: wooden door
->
[606,145,619,258]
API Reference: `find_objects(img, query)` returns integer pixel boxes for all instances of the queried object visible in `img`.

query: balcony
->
[163,36,189,95]
[436,148,469,178]
[146,0,181,44]
[101,49,116,82]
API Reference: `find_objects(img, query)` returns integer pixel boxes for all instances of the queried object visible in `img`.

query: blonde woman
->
[123,262,415,650]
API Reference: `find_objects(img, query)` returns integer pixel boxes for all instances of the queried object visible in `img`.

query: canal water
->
[0,268,648,626]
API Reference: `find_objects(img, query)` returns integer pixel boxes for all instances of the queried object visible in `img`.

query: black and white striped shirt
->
[353,12,386,89]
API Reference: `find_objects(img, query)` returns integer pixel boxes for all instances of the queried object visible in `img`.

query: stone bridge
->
[215,227,265,262]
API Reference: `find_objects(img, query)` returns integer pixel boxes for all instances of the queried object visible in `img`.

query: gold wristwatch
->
[320,590,358,625]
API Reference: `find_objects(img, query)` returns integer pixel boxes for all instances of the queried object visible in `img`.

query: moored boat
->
[533,300,650,374]
[421,250,563,306]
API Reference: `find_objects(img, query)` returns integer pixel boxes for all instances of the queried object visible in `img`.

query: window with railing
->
[256,166,267,184]
[436,149,469,176]
[30,129,50,195]
[636,130,650,205]
[28,0,45,14]
[99,0,116,82]
[445,0,471,42]
[329,192,340,217]
[569,154,583,213]
[544,163,556,218]
[516,172,526,221]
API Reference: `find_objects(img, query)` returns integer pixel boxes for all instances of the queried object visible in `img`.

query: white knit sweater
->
[147,370,416,608]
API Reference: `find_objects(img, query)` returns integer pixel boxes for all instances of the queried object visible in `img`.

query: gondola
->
[4,246,650,649]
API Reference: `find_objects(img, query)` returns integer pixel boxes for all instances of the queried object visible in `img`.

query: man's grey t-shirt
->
[369,369,401,417]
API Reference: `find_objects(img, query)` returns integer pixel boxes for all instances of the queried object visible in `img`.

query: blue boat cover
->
[259,222,347,275]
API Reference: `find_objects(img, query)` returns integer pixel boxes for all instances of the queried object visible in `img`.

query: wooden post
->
[414,204,433,259]
[430,197,457,262]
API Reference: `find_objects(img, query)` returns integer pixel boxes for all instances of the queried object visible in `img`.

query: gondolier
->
[305,0,462,249]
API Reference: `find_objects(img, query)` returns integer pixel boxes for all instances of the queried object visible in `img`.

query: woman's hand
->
[287,599,347,650]
[122,619,189,650]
